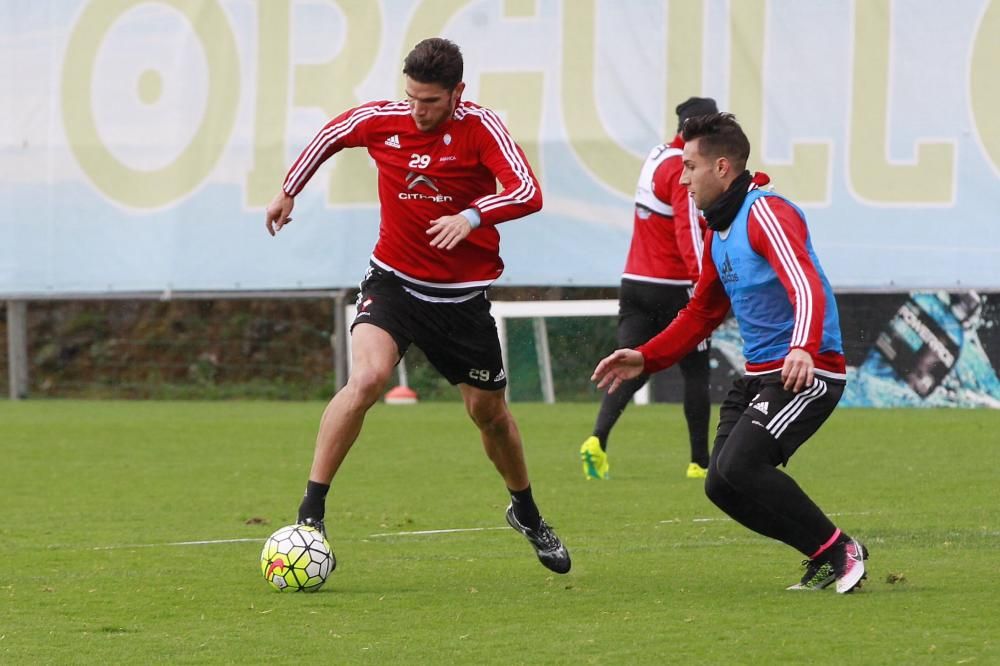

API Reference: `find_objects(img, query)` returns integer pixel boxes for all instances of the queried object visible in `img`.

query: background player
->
[580,97,717,481]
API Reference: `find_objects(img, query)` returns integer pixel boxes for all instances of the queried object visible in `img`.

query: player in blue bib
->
[592,113,868,594]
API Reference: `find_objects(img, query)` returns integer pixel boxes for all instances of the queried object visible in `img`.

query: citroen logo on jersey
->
[406,171,440,192]
[399,171,453,203]
[719,252,739,284]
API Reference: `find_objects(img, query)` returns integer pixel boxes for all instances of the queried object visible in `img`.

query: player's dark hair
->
[675,96,718,133]
[403,38,463,90]
[682,113,751,171]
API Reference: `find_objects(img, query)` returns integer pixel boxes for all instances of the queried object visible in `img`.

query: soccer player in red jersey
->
[580,97,717,482]
[265,38,569,574]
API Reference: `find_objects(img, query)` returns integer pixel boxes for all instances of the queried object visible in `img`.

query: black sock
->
[593,373,649,452]
[509,485,542,530]
[297,480,330,523]
[682,354,712,468]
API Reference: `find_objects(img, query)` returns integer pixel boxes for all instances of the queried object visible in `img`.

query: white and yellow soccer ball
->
[260,524,334,592]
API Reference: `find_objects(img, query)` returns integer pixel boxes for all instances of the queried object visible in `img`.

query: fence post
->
[532,316,556,404]
[332,289,349,391]
[7,300,28,400]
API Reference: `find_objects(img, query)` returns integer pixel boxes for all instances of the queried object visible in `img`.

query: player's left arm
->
[747,196,827,391]
[428,109,542,249]
[468,108,543,226]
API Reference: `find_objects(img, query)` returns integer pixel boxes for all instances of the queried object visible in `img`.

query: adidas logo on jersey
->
[720,252,739,284]
[385,134,401,149]
[752,401,769,415]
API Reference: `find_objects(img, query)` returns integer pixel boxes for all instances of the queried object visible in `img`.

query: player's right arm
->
[265,190,295,236]
[635,234,730,373]
[591,348,645,394]
[282,102,385,196]
[266,101,388,235]
[594,237,730,390]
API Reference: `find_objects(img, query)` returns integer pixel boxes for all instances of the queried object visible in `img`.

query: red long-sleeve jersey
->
[623,136,706,283]
[282,100,542,290]
[637,176,846,377]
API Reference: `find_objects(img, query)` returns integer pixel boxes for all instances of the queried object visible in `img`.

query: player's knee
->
[704,466,749,516]
[345,368,390,406]
[465,396,510,434]
[712,449,752,489]
[704,469,727,505]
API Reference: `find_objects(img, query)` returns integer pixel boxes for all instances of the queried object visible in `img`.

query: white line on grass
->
[370,511,875,538]
[86,530,506,550]
[91,538,261,551]
[81,510,877,549]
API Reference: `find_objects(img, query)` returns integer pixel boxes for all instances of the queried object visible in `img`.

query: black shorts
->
[350,266,507,391]
[618,278,710,357]
[714,373,845,465]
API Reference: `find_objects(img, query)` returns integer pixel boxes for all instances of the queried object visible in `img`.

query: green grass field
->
[2,401,997,664]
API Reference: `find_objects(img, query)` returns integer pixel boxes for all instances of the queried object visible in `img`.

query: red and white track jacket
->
[283,100,542,291]
[623,135,706,284]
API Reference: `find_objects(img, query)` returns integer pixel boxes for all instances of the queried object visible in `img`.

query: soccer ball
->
[260,524,335,592]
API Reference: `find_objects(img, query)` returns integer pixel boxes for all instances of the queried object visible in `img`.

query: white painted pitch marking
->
[89,530,507,550]
[86,510,878,549]
[370,511,878,538]
[92,537,261,551]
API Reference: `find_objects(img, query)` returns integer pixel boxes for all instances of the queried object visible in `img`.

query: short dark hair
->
[402,38,463,90]
[675,96,718,133]
[682,113,751,171]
